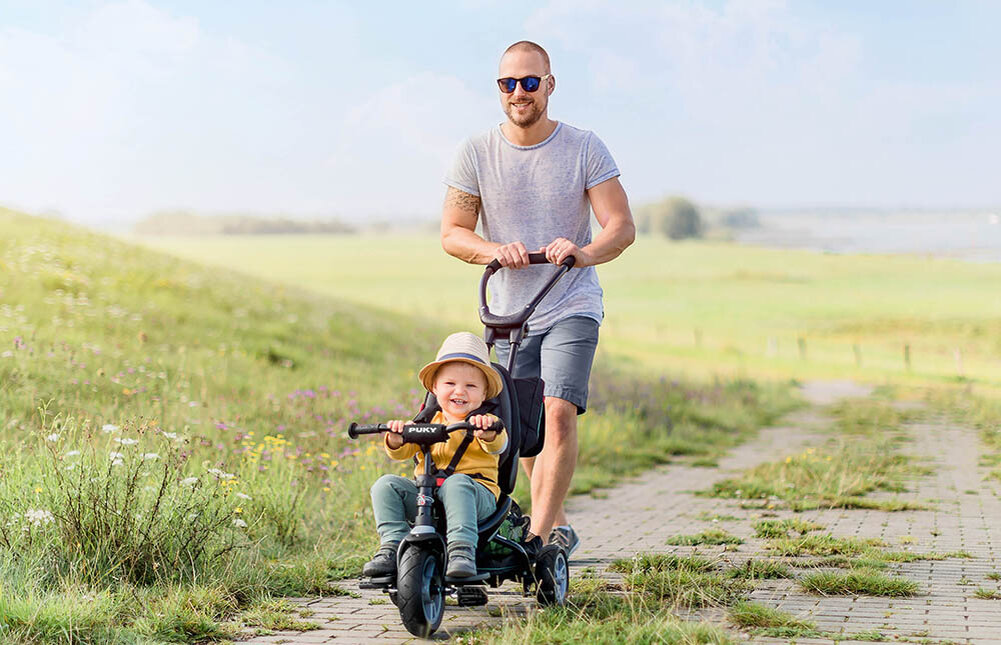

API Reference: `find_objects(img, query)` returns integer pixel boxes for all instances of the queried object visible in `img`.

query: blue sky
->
[1,0,999,227]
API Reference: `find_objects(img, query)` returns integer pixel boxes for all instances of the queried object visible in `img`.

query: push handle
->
[479,252,576,330]
[347,422,389,439]
[484,252,575,275]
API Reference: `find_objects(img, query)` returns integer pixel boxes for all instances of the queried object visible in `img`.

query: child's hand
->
[469,414,501,442]
[384,420,406,449]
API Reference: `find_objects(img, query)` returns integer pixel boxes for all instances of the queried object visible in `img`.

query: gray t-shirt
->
[444,121,620,335]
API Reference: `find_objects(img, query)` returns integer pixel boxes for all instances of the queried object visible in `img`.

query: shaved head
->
[501,40,551,74]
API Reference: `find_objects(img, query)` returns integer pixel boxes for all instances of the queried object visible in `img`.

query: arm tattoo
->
[445,187,481,216]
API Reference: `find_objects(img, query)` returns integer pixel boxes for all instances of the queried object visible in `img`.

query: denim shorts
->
[493,315,600,415]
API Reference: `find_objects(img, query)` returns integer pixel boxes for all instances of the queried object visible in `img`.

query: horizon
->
[2,0,999,227]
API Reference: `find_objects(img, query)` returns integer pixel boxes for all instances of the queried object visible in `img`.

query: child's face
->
[432,362,488,421]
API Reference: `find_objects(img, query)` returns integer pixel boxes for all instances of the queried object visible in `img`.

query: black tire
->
[396,546,445,638]
[535,545,569,606]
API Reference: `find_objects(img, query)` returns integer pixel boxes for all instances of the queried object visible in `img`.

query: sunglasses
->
[496,74,552,93]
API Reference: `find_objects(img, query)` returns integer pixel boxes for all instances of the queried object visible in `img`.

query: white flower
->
[109,451,124,460]
[115,437,138,446]
[142,453,159,460]
[207,468,235,480]
[65,450,80,457]
[232,518,247,528]
[24,509,54,527]
[235,492,252,500]
[101,424,119,433]
[180,477,199,487]
[111,458,124,467]
[1,351,12,358]
[65,463,76,471]
[187,513,198,521]
[188,401,200,407]
[161,432,178,440]
[45,433,60,442]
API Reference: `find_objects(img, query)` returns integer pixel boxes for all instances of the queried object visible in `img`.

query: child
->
[363,332,508,579]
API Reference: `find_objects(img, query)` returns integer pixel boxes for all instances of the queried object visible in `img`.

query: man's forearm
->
[582,216,636,266]
[441,225,499,265]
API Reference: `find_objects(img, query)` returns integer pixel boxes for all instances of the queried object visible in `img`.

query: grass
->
[136,232,1001,387]
[704,398,932,511]
[765,534,888,557]
[799,569,919,596]
[0,210,799,641]
[724,559,793,580]
[665,530,743,546]
[728,600,819,637]
[752,518,825,538]
[974,588,1001,600]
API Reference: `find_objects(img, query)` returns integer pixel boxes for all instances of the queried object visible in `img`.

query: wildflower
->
[207,468,235,480]
[232,518,247,528]
[115,438,139,446]
[234,507,242,514]
[65,450,80,457]
[109,451,124,460]
[111,459,124,467]
[102,424,119,433]
[162,432,178,440]
[24,509,54,527]
[235,492,251,500]
[1,351,12,358]
[45,433,60,442]
[142,453,159,460]
[180,477,199,486]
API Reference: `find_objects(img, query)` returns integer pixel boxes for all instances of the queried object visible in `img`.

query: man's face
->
[432,362,487,422]
[498,49,552,129]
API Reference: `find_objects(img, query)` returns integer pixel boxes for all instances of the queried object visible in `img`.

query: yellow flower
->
[34,487,42,493]
[235,507,242,513]
[322,487,331,492]
[784,456,792,463]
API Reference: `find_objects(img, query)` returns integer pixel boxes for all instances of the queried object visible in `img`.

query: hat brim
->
[418,357,503,400]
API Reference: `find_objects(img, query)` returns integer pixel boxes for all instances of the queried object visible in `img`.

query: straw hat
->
[418,332,503,400]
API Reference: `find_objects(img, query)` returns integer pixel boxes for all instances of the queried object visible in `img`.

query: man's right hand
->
[493,241,531,269]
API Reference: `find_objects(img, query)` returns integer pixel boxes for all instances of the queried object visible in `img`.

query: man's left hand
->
[541,238,591,267]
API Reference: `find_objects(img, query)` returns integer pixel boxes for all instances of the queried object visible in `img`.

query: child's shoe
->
[362,542,400,577]
[446,543,478,578]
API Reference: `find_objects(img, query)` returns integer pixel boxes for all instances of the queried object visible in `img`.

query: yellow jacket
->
[384,411,507,499]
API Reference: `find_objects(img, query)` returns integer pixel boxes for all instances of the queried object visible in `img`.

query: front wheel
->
[535,545,569,606]
[396,546,445,637]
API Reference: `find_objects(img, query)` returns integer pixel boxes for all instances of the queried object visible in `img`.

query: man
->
[440,40,634,556]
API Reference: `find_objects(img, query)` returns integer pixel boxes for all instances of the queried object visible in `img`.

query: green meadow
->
[0,208,793,643]
[139,232,1001,387]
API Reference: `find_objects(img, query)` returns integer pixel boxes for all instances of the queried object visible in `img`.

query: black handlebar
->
[347,419,504,444]
[484,252,575,274]
[479,252,576,329]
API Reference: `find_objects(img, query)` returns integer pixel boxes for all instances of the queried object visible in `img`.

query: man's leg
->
[527,396,577,538]
[527,316,600,540]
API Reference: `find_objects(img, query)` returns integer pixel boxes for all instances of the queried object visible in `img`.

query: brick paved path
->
[241,382,1001,644]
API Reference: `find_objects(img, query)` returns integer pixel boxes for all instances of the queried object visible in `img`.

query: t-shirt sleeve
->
[443,138,480,197]
[584,132,621,190]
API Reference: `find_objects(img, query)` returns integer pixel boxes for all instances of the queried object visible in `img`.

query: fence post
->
[904,344,911,371]
[797,337,807,360]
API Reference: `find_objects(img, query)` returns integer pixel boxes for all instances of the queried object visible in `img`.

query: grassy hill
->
[1,209,794,643]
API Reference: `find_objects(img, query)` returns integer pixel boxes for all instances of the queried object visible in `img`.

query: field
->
[138,232,1001,388]
[0,209,795,643]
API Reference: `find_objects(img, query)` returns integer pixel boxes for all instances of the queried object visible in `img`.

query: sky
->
[1,0,999,229]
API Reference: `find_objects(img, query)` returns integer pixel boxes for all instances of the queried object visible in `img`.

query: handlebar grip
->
[487,252,575,272]
[527,252,548,264]
[347,422,389,439]
[486,258,502,272]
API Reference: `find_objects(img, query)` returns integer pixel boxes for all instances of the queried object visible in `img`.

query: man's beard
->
[505,100,544,128]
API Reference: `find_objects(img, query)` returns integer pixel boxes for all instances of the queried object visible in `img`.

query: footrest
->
[445,572,490,585]
[358,575,394,589]
[455,585,489,606]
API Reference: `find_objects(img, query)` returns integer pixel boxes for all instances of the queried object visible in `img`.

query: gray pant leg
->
[437,474,498,547]
[370,474,418,545]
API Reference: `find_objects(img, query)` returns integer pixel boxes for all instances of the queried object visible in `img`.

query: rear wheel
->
[534,545,569,606]
[396,546,445,637]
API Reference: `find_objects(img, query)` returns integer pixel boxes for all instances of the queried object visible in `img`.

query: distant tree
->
[638,196,703,240]
[716,207,759,229]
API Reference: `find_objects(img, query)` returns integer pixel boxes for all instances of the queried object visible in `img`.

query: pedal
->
[358,575,394,589]
[456,586,489,606]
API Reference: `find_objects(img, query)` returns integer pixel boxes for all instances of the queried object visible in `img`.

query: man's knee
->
[545,397,577,442]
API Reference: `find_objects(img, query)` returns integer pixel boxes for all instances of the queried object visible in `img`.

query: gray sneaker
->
[548,525,580,557]
[446,543,478,578]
